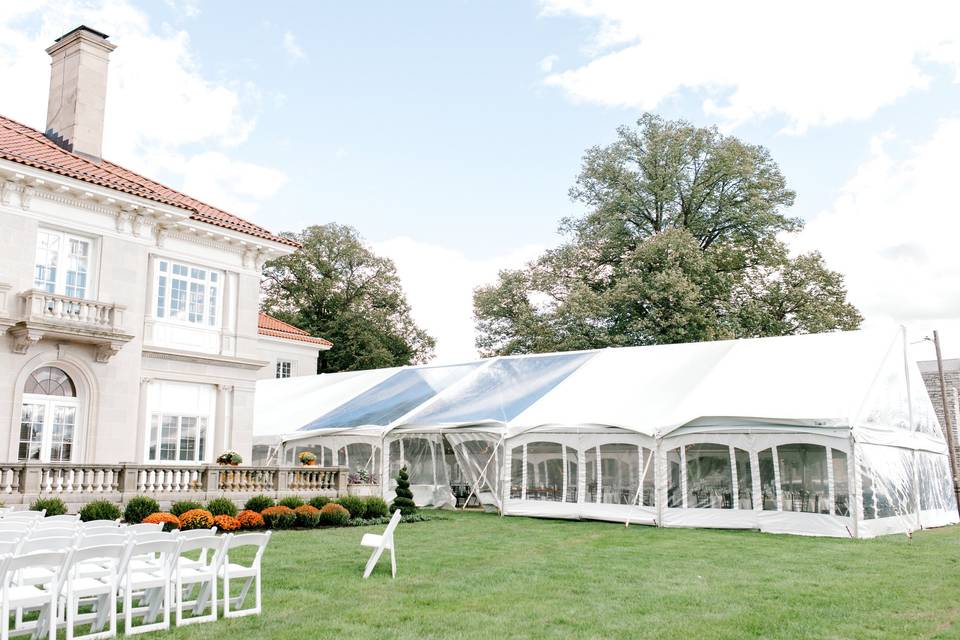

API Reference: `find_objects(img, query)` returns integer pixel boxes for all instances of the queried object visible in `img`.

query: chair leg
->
[390,547,397,578]
[363,547,385,579]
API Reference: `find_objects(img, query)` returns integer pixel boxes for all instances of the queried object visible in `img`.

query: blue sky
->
[1,1,959,361]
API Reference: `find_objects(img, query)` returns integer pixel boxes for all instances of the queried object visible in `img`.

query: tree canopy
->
[474,114,862,356]
[262,224,435,372]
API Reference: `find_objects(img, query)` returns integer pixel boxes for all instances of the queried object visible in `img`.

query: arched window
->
[24,367,76,397]
[20,366,79,462]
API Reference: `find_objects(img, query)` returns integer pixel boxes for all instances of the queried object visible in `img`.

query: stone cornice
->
[141,345,268,370]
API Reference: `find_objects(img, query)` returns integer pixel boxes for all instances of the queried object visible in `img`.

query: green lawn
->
[163,511,960,640]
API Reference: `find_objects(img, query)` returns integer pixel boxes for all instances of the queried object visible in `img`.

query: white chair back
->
[78,532,129,548]
[178,527,217,540]
[2,510,44,521]
[127,522,163,533]
[28,525,75,539]
[42,514,80,523]
[130,530,176,543]
[80,519,121,529]
[0,540,20,555]
[18,535,74,555]
[382,509,402,538]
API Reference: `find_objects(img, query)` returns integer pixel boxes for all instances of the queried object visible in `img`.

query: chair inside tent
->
[253,328,959,537]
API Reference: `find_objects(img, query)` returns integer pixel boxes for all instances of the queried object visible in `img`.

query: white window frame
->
[19,393,80,462]
[34,228,96,299]
[276,360,294,379]
[153,257,222,328]
[147,413,208,463]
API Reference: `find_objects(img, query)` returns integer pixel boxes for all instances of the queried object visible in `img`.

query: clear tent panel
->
[832,449,851,516]
[685,443,732,509]
[858,443,916,521]
[777,443,830,514]
[734,448,752,509]
[445,433,503,510]
[403,351,595,426]
[300,362,481,431]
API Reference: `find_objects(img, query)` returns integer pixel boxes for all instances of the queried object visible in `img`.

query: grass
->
[161,511,960,640]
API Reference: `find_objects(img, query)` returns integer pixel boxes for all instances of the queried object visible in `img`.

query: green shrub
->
[336,495,366,519]
[307,495,331,509]
[123,496,159,524]
[244,495,274,512]
[207,497,238,517]
[390,467,417,515]
[261,506,296,529]
[318,503,350,527]
[363,496,389,519]
[31,497,67,516]
[277,495,304,509]
[170,500,203,517]
[80,500,122,522]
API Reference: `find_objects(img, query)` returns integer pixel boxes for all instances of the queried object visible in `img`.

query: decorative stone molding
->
[8,325,42,354]
[114,210,129,232]
[0,180,12,206]
[130,213,144,237]
[94,341,124,363]
[19,185,33,210]
[241,248,256,269]
[154,224,169,248]
[0,282,10,318]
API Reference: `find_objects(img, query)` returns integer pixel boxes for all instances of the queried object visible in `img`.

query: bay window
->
[155,259,221,327]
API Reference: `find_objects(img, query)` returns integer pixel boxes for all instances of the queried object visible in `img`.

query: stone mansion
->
[0,26,329,470]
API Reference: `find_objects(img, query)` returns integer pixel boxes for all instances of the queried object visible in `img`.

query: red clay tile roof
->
[258,312,332,347]
[0,113,298,248]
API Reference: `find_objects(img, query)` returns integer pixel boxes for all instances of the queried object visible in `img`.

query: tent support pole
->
[461,434,505,511]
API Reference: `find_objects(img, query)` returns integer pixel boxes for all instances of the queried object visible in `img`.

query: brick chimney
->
[44,25,116,161]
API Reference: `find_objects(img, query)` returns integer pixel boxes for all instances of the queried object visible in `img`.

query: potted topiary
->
[216,450,242,466]
[298,451,317,466]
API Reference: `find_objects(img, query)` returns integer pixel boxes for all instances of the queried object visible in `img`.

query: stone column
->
[213,384,230,459]
[134,378,152,463]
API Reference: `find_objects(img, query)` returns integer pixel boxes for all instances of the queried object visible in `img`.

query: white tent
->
[253,328,959,537]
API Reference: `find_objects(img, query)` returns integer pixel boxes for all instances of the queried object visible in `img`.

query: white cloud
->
[179,152,288,217]
[793,118,960,357]
[0,0,285,219]
[282,31,305,62]
[540,0,960,132]
[373,237,544,363]
[539,54,559,73]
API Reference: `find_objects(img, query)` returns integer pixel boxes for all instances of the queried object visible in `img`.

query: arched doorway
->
[18,366,79,461]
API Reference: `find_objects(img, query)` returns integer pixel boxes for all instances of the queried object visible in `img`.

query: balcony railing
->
[21,289,125,331]
[0,463,348,510]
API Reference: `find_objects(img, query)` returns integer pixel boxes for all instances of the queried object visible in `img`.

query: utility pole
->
[932,330,960,517]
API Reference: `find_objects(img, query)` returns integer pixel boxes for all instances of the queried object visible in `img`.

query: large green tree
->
[262,224,435,372]
[474,114,862,356]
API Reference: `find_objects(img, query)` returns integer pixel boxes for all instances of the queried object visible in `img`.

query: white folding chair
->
[361,510,401,579]
[174,535,228,626]
[76,534,130,579]
[0,541,20,556]
[62,543,129,640]
[126,524,162,533]
[220,532,271,618]
[0,550,72,640]
[120,539,181,635]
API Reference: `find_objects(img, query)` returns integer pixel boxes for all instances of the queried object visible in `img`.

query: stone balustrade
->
[0,462,348,511]
[21,289,125,330]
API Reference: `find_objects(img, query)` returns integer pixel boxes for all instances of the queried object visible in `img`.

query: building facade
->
[0,26,327,469]
[919,358,960,459]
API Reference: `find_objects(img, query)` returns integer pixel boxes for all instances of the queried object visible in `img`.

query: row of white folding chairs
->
[0,529,271,639]
[0,520,164,544]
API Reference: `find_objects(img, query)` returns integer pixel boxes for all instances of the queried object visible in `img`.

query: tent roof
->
[254,327,944,445]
